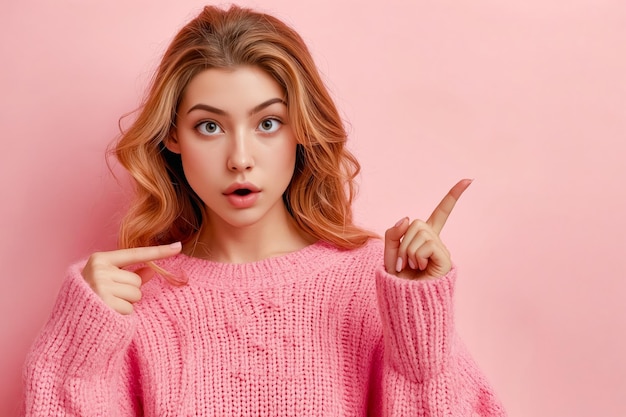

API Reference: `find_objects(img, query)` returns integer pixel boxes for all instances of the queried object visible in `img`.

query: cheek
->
[179,148,218,187]
[277,144,298,178]
[280,139,298,165]
[180,153,200,178]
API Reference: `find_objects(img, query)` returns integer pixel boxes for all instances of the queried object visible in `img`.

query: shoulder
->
[316,238,385,285]
[326,238,384,266]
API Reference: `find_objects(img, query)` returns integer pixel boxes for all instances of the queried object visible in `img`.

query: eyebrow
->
[186,98,287,116]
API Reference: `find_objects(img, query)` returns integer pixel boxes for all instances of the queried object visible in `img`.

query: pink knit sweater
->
[23,239,506,416]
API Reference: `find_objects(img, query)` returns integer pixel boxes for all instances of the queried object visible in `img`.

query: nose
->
[227,130,254,172]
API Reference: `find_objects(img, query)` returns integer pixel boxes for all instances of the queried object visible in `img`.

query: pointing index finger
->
[427,179,472,235]
[98,242,183,268]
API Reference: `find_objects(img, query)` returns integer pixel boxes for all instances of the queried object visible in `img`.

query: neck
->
[185,205,315,264]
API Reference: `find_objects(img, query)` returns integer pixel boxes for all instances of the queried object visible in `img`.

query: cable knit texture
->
[23,239,506,416]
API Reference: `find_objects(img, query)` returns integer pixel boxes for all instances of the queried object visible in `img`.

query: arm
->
[372,266,506,416]
[23,243,180,416]
[22,262,141,416]
[371,180,506,416]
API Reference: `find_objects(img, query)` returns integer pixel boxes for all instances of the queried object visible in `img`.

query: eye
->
[196,121,223,136]
[258,118,281,133]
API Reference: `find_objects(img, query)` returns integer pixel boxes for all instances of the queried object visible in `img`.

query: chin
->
[218,211,267,229]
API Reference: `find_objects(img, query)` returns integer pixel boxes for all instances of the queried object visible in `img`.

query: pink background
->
[1,1,625,416]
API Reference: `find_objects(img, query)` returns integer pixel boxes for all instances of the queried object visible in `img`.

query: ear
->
[164,132,181,154]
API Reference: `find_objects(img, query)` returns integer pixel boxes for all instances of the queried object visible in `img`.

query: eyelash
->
[194,117,283,136]
[195,121,223,136]
[258,118,282,134]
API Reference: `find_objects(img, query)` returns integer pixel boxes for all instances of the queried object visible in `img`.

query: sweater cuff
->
[28,260,136,377]
[375,265,457,383]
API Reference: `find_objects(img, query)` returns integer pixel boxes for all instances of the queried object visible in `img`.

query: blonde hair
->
[115,4,377,255]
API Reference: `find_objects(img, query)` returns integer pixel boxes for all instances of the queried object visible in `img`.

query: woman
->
[23,5,506,416]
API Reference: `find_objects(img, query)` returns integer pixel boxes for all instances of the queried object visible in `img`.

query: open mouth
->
[233,189,252,196]
[224,182,260,197]
[224,184,260,208]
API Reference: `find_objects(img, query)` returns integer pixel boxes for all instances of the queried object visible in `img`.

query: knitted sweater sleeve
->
[22,261,141,416]
[372,266,507,416]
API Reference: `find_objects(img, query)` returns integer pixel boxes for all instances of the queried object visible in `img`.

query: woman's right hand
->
[81,242,183,315]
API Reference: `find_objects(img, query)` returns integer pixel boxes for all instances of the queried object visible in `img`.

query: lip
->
[223,182,261,209]
[223,182,261,195]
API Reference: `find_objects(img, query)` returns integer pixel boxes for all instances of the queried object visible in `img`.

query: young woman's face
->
[168,66,297,230]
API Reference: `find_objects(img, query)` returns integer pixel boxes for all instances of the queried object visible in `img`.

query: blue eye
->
[196,121,223,136]
[258,118,281,133]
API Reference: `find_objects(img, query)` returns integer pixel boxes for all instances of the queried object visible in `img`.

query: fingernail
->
[394,217,406,227]
[169,242,182,250]
[418,259,427,270]
[408,258,416,269]
[395,257,403,272]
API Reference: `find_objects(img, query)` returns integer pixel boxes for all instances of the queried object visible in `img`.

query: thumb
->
[135,266,156,285]
[384,217,409,273]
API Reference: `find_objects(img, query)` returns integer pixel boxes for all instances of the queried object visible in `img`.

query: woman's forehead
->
[179,66,286,113]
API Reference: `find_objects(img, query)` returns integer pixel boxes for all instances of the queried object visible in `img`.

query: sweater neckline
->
[156,240,337,289]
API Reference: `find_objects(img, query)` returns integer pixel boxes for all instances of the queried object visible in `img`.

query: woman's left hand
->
[384,179,472,280]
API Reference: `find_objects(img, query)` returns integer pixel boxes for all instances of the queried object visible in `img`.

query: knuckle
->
[131,288,143,303]
[405,239,419,253]
[87,251,108,266]
[130,273,143,288]
[83,264,109,286]
[415,229,430,240]
[411,219,427,228]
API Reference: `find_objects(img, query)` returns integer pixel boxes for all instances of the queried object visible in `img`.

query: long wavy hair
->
[115,4,377,257]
